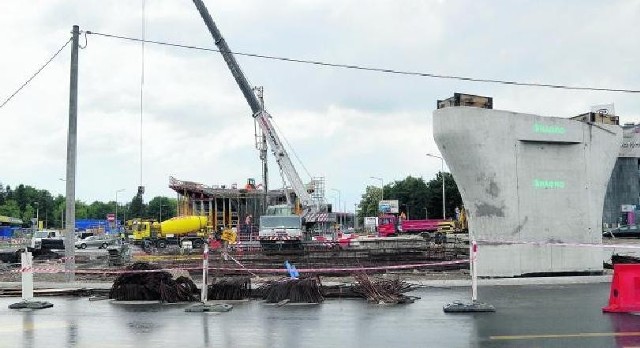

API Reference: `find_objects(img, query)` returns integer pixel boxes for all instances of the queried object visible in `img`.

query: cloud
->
[1,0,638,209]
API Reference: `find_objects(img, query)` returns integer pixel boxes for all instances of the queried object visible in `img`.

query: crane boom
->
[192,0,315,209]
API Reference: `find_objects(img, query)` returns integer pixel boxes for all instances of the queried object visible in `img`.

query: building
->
[168,176,354,236]
[0,215,23,238]
[603,123,640,227]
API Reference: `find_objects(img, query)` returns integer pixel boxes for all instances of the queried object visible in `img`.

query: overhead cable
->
[85,31,640,94]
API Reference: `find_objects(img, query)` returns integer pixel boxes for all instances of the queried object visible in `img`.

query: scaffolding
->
[169,176,288,233]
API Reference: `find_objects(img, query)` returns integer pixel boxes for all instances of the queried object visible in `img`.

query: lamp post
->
[370,176,383,201]
[331,189,341,227]
[115,189,125,232]
[426,153,446,219]
[34,202,39,230]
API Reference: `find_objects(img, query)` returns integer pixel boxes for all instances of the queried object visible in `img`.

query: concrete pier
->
[433,107,622,277]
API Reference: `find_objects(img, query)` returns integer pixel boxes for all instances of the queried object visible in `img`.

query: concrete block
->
[434,107,621,277]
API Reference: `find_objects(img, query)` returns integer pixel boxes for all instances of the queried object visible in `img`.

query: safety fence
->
[8,259,470,275]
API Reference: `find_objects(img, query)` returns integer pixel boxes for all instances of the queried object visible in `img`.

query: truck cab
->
[31,229,64,249]
[259,204,305,250]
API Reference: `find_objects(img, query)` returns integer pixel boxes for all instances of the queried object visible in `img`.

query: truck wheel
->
[156,240,167,249]
[192,239,203,249]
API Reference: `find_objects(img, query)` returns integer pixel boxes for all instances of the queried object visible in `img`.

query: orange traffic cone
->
[603,263,640,313]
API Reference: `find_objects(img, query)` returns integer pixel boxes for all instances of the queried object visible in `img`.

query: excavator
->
[191,0,328,250]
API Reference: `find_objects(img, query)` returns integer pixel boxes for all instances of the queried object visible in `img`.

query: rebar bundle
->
[353,273,417,304]
[109,262,199,303]
[207,277,251,300]
[258,277,324,304]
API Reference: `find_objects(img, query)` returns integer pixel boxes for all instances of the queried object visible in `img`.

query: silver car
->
[75,235,117,249]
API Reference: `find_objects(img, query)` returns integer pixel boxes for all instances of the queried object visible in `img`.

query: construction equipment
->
[377,215,446,237]
[192,0,326,249]
[131,216,209,249]
[31,229,65,250]
[377,205,468,240]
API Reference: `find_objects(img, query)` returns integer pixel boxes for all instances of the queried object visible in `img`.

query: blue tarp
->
[75,219,120,234]
[0,226,19,238]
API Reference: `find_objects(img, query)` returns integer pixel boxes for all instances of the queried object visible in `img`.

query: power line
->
[0,38,72,109]
[85,31,640,94]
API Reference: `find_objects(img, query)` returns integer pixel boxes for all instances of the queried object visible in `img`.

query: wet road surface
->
[1,282,635,348]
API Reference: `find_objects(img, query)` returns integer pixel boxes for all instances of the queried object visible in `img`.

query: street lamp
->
[370,176,384,201]
[115,189,125,231]
[426,153,446,219]
[331,188,341,227]
[34,202,39,230]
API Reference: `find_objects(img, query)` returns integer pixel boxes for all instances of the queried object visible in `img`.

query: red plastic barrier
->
[603,263,640,313]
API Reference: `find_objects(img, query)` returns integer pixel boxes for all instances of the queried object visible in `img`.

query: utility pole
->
[115,189,124,231]
[64,25,80,282]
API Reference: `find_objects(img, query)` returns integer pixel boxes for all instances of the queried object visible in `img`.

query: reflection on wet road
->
[1,282,634,348]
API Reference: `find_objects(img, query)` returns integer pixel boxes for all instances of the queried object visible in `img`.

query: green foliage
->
[357,173,463,222]
[424,172,462,219]
[129,193,145,219]
[384,176,429,220]
[147,196,177,221]
[357,185,383,222]
[0,199,21,219]
[0,181,176,227]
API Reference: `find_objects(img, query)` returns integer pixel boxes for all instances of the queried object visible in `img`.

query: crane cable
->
[270,117,314,181]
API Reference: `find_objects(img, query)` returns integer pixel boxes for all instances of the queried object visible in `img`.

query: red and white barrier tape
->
[9,259,469,274]
[476,238,640,250]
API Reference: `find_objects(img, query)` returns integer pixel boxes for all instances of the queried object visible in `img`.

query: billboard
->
[364,217,378,227]
[378,200,399,214]
[621,205,636,213]
[620,125,640,158]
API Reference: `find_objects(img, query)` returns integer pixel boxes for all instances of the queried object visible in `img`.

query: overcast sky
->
[1,0,639,211]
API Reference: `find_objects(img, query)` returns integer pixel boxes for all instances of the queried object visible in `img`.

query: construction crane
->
[192,0,317,212]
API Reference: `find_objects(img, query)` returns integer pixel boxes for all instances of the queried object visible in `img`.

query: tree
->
[129,193,145,219]
[0,182,5,206]
[425,172,462,219]
[357,174,463,223]
[87,201,114,220]
[147,196,177,221]
[22,203,35,225]
[383,176,429,220]
[0,199,21,220]
[357,185,383,223]
[75,200,89,219]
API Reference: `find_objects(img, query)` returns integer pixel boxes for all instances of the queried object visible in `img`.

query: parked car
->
[75,235,117,249]
[603,225,640,238]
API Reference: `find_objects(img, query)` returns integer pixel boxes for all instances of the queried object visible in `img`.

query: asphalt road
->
[0,282,633,348]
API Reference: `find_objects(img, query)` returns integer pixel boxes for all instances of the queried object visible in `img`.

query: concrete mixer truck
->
[131,216,210,249]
